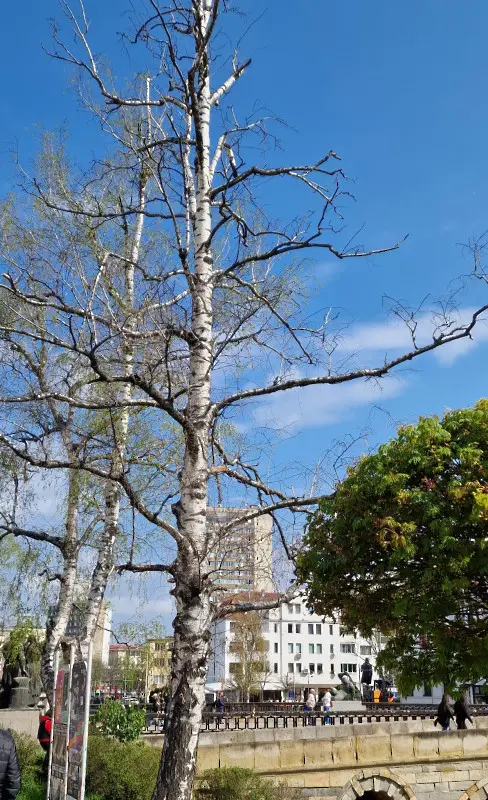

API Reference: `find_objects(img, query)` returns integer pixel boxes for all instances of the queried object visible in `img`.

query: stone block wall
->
[192,720,488,800]
[0,708,40,738]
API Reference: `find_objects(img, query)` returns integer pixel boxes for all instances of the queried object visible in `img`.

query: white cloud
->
[253,375,405,431]
[109,592,174,623]
[337,307,488,366]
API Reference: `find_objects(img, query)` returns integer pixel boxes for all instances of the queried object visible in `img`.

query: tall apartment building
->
[207,593,379,700]
[206,507,273,593]
[49,599,112,665]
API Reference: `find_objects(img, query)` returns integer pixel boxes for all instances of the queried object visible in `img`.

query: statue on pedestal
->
[0,623,42,708]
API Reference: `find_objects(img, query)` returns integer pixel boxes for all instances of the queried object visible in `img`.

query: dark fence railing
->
[140,705,488,735]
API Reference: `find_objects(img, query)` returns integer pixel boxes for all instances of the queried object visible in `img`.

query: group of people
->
[435,694,473,731]
[304,688,333,723]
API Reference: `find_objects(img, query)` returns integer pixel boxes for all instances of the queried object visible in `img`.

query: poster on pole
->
[67,661,88,800]
[50,665,71,800]
[49,643,92,800]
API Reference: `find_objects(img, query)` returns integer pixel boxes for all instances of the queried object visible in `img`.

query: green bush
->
[93,700,146,742]
[195,768,276,800]
[17,771,45,800]
[8,731,43,773]
[86,736,161,800]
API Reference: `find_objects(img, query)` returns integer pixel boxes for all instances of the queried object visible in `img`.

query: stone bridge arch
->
[460,777,488,799]
[339,769,416,800]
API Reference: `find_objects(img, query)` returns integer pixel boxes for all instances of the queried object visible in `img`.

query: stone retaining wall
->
[190,720,488,800]
[0,708,40,738]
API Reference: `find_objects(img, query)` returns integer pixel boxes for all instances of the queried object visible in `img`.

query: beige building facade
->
[206,507,273,593]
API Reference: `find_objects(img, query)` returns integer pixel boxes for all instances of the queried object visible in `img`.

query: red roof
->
[219,591,280,608]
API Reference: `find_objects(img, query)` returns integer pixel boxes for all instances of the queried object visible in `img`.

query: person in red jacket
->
[37,710,52,776]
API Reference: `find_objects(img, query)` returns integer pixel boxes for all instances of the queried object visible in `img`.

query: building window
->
[288,663,294,674]
[288,623,293,633]
[274,663,279,674]
[309,643,314,654]
[330,644,334,655]
[274,643,278,653]
[317,663,323,675]
[424,685,432,697]
[309,663,315,674]
[330,663,335,675]
[296,643,302,654]
[329,624,333,635]
[340,663,357,673]
[360,645,372,656]
[294,604,301,614]
[288,604,294,614]
[296,663,302,673]
[295,624,301,634]
[288,643,294,654]
[339,627,348,637]
[340,643,355,654]
[308,624,314,635]
[315,624,322,635]
[229,621,236,631]
[274,623,278,633]
[316,644,322,655]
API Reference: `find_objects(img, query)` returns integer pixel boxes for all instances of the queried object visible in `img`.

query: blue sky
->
[3,0,488,629]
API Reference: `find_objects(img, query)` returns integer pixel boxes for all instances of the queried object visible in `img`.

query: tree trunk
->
[153,567,213,800]
[41,470,80,704]
[153,5,215,797]
[82,168,145,649]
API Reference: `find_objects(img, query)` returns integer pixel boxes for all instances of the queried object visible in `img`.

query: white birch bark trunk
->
[83,172,146,648]
[41,469,80,703]
[153,5,215,798]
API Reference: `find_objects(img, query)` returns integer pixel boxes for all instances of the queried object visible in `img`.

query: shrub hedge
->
[86,736,161,800]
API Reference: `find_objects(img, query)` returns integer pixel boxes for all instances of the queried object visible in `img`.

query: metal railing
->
[140,706,488,735]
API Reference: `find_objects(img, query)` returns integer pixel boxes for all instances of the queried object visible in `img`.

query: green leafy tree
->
[298,400,488,694]
[94,699,146,742]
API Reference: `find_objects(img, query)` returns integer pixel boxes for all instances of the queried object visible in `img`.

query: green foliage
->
[10,731,44,800]
[297,400,488,694]
[86,737,160,800]
[3,620,43,671]
[194,768,276,800]
[94,699,146,742]
[8,731,43,773]
[17,771,45,800]
[194,768,301,800]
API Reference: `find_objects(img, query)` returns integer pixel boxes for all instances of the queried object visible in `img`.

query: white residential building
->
[207,593,379,700]
[206,507,273,593]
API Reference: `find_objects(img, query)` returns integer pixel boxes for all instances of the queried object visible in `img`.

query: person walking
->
[37,709,52,777]
[322,689,332,725]
[434,694,454,731]
[215,692,225,714]
[304,689,316,724]
[0,730,21,799]
[454,695,473,730]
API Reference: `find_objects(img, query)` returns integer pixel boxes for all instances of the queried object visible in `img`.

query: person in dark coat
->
[215,692,224,713]
[0,730,21,799]
[454,696,473,730]
[434,694,454,731]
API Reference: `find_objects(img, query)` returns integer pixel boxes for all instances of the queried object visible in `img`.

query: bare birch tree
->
[0,2,487,799]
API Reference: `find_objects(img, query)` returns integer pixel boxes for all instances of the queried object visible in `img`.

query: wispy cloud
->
[337,307,488,366]
[253,375,405,431]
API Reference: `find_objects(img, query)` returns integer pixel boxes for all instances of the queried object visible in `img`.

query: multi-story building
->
[207,593,379,700]
[147,637,173,690]
[62,600,112,665]
[206,507,273,593]
[108,643,143,668]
